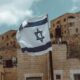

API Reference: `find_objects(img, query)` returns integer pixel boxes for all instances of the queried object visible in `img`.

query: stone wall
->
[17,50,50,80]
[53,44,80,80]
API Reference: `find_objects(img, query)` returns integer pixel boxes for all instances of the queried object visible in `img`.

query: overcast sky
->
[0,0,80,34]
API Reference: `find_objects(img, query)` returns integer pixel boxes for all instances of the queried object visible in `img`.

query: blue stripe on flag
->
[21,41,51,53]
[25,17,48,28]
[19,17,48,31]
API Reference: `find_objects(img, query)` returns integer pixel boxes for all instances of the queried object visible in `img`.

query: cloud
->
[0,0,40,25]
[70,6,78,12]
[70,0,80,12]
[72,0,79,3]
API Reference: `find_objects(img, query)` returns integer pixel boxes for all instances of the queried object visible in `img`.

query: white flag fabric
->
[16,15,52,56]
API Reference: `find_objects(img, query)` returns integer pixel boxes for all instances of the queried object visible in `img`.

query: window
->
[74,74,80,80]
[26,77,42,80]
[64,30,66,34]
[50,33,53,38]
[6,43,9,46]
[6,35,8,39]
[68,16,75,18]
[69,22,75,27]
[64,18,66,22]
[0,56,2,64]
[0,56,2,59]
[3,57,17,68]
[24,73,43,80]
[3,59,13,68]
[2,36,4,40]
[55,26,62,38]
[54,70,63,80]
[57,21,60,24]
[56,75,61,79]
[70,70,80,80]
[76,28,78,33]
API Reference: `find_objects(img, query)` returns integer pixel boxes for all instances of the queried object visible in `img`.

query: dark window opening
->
[76,28,78,33]
[26,77,42,80]
[3,59,13,68]
[68,16,75,18]
[55,25,62,44]
[74,74,80,80]
[69,22,75,27]
[57,21,60,24]
[6,43,9,46]
[64,18,66,22]
[50,33,53,38]
[0,56,2,59]
[64,30,66,34]
[56,75,61,79]
[6,35,8,39]
[0,56,2,64]
[55,25,62,38]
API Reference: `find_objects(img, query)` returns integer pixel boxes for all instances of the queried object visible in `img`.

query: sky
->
[0,0,80,34]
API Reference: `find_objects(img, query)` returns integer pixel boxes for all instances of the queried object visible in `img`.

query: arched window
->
[68,16,75,18]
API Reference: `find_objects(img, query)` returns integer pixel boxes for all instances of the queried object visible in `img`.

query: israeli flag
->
[16,15,52,56]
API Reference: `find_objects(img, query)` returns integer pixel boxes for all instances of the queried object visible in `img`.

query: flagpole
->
[49,51,54,80]
[47,14,54,80]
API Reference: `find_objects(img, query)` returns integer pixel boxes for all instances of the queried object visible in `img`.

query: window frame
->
[54,70,63,80]
[24,73,43,80]
[70,70,80,80]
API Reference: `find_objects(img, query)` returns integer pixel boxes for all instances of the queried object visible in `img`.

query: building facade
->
[50,12,80,80]
[0,30,18,80]
[50,13,80,43]
[0,12,80,80]
[17,12,80,80]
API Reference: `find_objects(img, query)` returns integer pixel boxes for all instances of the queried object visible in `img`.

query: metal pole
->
[49,51,54,80]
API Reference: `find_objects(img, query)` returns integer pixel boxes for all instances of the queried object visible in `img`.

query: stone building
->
[50,12,80,43]
[0,30,18,80]
[0,12,80,80]
[17,12,80,80]
[50,12,80,80]
[50,12,80,58]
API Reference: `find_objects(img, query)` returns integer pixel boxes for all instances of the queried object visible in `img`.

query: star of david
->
[34,28,45,42]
